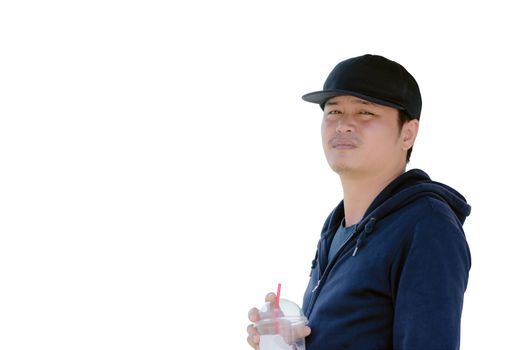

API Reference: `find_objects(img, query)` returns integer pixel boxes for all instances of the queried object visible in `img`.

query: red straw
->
[274,283,281,333]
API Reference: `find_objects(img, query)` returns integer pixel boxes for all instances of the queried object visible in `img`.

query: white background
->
[1,1,523,349]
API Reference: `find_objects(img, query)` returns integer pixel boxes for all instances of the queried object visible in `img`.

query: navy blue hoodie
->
[302,169,471,350]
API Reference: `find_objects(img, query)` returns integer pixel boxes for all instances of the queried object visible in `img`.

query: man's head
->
[302,54,422,173]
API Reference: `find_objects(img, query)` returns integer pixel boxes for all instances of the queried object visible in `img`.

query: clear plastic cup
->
[255,298,308,350]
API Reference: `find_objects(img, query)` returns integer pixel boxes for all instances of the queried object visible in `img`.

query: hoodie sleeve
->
[391,205,471,350]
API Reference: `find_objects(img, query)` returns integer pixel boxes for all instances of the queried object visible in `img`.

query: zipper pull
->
[312,279,321,293]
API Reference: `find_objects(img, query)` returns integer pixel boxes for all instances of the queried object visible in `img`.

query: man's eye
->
[360,110,375,116]
[324,110,341,119]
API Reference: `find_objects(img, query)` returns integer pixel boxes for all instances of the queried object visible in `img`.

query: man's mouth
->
[330,138,359,150]
[334,144,356,150]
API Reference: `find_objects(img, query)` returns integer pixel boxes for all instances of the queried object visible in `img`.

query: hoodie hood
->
[320,169,471,254]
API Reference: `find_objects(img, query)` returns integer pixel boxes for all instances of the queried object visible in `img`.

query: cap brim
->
[302,89,404,111]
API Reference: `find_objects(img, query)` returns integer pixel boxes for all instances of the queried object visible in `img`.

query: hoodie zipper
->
[305,225,359,316]
[305,218,377,317]
[311,279,321,293]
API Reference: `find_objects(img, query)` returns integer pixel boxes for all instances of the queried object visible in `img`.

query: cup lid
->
[258,298,307,324]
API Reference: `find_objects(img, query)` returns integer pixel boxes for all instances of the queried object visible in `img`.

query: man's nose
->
[336,114,356,133]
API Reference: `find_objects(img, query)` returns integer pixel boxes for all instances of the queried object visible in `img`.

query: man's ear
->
[401,119,419,151]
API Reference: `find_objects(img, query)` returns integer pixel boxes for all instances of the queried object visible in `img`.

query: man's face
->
[321,95,417,177]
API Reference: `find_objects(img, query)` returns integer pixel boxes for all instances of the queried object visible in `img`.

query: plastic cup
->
[255,298,308,350]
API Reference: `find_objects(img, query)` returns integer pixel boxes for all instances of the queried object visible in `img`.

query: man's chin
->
[330,163,357,175]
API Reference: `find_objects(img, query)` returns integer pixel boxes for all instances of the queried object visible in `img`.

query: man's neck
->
[340,168,405,227]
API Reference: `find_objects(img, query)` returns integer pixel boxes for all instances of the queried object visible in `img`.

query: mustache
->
[329,136,361,147]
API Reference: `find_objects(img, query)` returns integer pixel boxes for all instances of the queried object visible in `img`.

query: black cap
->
[302,54,422,119]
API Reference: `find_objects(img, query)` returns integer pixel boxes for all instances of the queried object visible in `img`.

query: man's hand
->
[246,293,311,349]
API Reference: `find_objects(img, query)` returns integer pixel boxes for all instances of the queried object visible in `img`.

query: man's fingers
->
[248,307,261,322]
[265,292,276,303]
[246,334,259,350]
[301,325,312,337]
[249,290,276,322]
[246,291,285,350]
[246,324,260,349]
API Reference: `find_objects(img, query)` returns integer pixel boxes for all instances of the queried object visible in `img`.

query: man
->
[247,54,471,349]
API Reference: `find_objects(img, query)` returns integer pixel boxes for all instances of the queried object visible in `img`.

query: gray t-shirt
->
[328,219,357,262]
